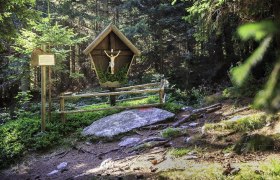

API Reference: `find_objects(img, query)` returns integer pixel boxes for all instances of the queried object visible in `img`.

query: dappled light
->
[1,0,280,179]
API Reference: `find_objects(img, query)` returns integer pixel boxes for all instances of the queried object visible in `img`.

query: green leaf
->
[238,21,277,41]
[231,36,272,86]
[171,0,177,5]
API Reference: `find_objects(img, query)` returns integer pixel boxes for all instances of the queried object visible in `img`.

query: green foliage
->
[223,75,261,99]
[238,21,278,41]
[11,16,87,93]
[14,91,32,109]
[97,66,129,84]
[231,21,280,112]
[204,114,276,132]
[169,147,191,157]
[0,113,11,124]
[0,101,121,169]
[231,36,272,86]
[162,102,183,113]
[170,86,207,107]
[0,0,37,51]
[161,127,182,138]
[14,18,87,54]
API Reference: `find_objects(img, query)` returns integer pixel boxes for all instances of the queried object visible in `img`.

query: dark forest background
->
[1,0,280,109]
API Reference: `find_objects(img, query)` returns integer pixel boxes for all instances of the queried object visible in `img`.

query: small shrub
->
[161,127,182,138]
[170,148,191,157]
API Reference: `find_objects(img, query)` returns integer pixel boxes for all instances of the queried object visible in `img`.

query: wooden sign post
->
[41,65,47,131]
[31,46,55,132]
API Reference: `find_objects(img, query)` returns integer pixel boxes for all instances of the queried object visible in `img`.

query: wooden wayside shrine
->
[57,24,166,122]
[83,23,141,88]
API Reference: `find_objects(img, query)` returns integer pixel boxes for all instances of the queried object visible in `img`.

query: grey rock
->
[47,170,59,176]
[57,162,68,170]
[184,155,198,160]
[85,142,92,146]
[188,122,199,127]
[181,106,194,112]
[118,137,141,147]
[184,137,192,144]
[100,158,113,169]
[228,115,245,122]
[82,108,174,137]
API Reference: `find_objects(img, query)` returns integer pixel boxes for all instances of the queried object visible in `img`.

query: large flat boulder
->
[82,107,175,137]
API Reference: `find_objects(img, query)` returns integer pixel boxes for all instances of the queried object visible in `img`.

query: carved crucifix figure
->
[104,49,121,74]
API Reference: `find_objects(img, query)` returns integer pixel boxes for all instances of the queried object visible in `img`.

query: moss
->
[161,127,182,138]
[204,113,276,133]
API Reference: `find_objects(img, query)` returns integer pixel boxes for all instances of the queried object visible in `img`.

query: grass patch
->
[169,146,203,157]
[159,158,280,180]
[204,113,277,132]
[169,148,191,157]
[161,127,182,138]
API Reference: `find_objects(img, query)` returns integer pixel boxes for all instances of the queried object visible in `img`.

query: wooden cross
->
[104,49,121,74]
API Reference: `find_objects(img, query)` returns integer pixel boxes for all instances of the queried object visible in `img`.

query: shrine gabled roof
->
[83,24,141,56]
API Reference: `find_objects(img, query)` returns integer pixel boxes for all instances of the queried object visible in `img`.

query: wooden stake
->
[41,65,47,131]
[109,88,116,106]
[48,66,52,122]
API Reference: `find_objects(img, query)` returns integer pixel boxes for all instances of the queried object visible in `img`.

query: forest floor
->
[1,98,280,180]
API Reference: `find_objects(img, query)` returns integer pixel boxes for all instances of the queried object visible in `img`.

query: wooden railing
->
[58,80,165,122]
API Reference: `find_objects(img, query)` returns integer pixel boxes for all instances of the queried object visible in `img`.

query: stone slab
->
[82,108,174,137]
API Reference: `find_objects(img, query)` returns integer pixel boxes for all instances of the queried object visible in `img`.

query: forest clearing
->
[1,0,280,179]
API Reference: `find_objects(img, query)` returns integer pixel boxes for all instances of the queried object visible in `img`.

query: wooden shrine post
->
[31,46,55,132]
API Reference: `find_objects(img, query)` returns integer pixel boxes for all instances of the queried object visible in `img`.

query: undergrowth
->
[0,95,181,169]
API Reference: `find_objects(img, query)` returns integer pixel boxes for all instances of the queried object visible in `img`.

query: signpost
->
[31,46,55,132]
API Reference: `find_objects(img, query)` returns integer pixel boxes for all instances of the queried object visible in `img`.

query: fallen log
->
[172,103,222,127]
[223,106,250,116]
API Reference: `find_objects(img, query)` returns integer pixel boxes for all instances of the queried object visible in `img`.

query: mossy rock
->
[234,134,274,154]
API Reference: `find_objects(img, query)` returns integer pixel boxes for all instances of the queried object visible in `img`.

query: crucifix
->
[104,49,121,74]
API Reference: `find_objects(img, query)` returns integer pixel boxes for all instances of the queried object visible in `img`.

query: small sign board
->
[38,55,55,66]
